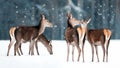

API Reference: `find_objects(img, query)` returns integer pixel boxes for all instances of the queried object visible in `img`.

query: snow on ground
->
[0,40,120,68]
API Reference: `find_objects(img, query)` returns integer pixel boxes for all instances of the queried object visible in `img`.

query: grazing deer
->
[64,13,81,62]
[12,14,52,56]
[7,27,53,56]
[82,19,112,62]
[67,13,87,62]
[29,34,53,55]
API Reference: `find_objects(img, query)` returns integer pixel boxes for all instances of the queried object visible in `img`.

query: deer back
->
[87,29,105,45]
[15,26,39,42]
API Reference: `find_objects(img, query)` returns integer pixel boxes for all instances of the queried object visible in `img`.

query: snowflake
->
[110,5,113,8]
[24,16,27,18]
[100,5,102,8]
[102,16,105,19]
[54,25,57,28]
[42,4,46,7]
[22,20,25,23]
[52,8,54,10]
[32,15,34,17]
[97,12,102,15]
[87,6,90,8]
[16,11,19,13]
[32,7,34,9]
[98,9,100,11]
[16,6,18,8]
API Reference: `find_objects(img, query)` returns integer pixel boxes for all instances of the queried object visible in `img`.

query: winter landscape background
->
[0,0,120,68]
[0,0,120,40]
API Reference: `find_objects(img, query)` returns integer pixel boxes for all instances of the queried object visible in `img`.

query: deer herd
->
[6,13,112,62]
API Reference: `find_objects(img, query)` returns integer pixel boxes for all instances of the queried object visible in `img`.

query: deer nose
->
[50,52,53,55]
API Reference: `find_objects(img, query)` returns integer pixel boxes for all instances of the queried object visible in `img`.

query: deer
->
[79,19,112,62]
[7,27,23,56]
[29,34,53,55]
[7,27,53,56]
[9,14,53,56]
[64,13,81,62]
[67,13,112,62]
[67,13,86,62]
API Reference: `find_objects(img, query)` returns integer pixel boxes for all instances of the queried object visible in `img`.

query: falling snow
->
[0,0,120,40]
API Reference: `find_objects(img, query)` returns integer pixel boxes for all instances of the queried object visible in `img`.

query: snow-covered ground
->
[0,40,120,68]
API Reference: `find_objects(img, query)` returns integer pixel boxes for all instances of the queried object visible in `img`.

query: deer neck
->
[85,27,89,40]
[38,24,45,36]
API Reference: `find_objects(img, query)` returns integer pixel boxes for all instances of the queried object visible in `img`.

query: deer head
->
[80,18,91,28]
[67,13,80,28]
[41,14,53,27]
[47,40,53,55]
[38,14,53,36]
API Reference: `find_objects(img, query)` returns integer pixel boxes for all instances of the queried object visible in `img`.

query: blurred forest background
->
[0,0,120,40]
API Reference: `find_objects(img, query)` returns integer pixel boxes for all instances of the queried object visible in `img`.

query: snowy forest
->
[0,0,120,40]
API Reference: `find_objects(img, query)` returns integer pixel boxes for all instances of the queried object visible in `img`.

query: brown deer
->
[29,34,53,55]
[7,27,23,56]
[7,27,53,56]
[81,19,112,62]
[64,13,81,62]
[67,13,87,62]
[12,14,52,56]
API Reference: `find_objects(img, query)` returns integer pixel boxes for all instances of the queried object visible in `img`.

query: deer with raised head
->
[7,27,53,56]
[65,13,81,62]
[81,19,112,62]
[8,14,52,56]
[67,13,87,62]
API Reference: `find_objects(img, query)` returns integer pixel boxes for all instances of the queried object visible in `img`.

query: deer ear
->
[69,13,72,19]
[67,13,72,19]
[87,18,91,24]
[81,19,84,23]
[41,14,45,20]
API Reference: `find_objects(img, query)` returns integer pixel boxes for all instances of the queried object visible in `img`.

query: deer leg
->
[19,43,23,55]
[16,46,21,56]
[7,39,15,56]
[72,44,75,62]
[28,42,34,55]
[95,46,99,62]
[102,45,105,62]
[91,45,94,62]
[106,40,110,62]
[16,43,21,56]
[67,43,70,62]
[30,41,35,55]
[81,41,85,62]
[76,44,81,62]
[35,41,39,55]
[14,43,17,56]
[29,43,32,55]
[14,42,21,56]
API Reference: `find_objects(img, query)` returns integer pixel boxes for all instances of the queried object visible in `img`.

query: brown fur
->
[13,14,52,56]
[65,13,81,61]
[86,28,112,62]
[7,26,53,56]
[67,13,87,62]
